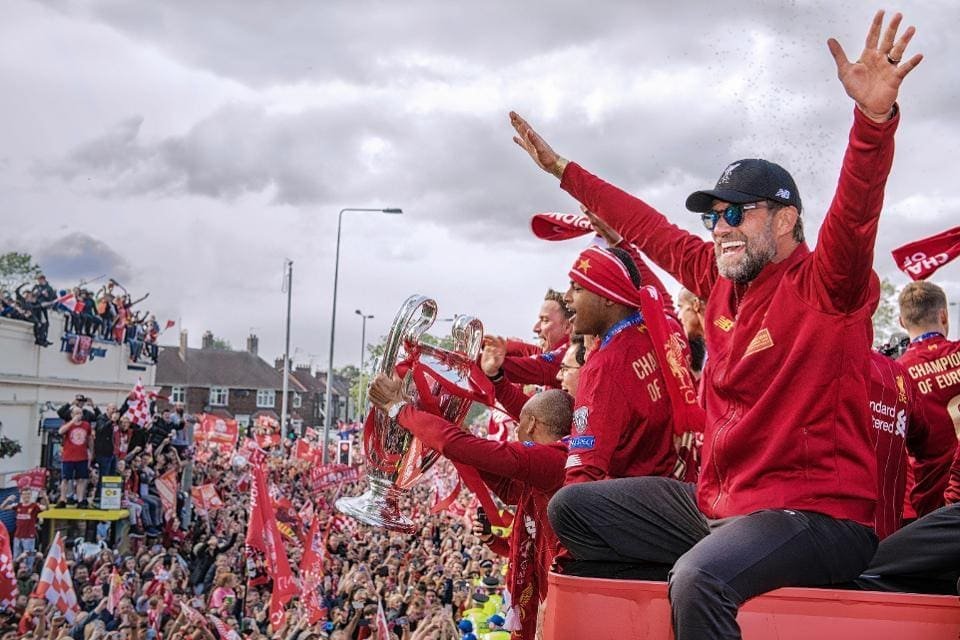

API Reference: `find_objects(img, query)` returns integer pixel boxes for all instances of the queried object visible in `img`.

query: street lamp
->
[355,309,374,414]
[323,207,403,463]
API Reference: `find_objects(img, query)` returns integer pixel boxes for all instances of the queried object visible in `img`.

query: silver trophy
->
[335,295,484,533]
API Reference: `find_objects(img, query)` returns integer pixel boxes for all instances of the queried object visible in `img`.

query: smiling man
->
[511,10,922,640]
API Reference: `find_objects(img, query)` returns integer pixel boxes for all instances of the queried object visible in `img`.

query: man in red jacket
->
[368,377,570,640]
[512,11,922,639]
[499,289,572,388]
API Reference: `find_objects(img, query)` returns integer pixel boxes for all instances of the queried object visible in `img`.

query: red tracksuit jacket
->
[397,407,566,640]
[559,107,899,526]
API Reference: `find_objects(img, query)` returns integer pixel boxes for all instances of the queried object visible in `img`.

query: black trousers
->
[855,502,960,594]
[548,477,877,640]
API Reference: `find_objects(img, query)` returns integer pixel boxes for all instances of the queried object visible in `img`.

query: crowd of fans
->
[0,395,513,640]
[0,275,159,362]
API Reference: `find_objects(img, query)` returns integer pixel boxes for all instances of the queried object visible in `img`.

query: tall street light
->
[323,207,402,463]
[355,309,374,415]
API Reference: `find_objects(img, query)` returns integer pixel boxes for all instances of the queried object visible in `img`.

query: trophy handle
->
[449,314,484,360]
[378,295,436,376]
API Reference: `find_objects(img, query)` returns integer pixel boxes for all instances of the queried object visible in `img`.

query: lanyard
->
[912,331,944,344]
[600,311,644,349]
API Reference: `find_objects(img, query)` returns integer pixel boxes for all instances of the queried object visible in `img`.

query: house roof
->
[318,371,352,396]
[156,346,307,391]
[291,367,325,394]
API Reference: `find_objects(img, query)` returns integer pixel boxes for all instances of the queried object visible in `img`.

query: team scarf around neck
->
[569,247,704,433]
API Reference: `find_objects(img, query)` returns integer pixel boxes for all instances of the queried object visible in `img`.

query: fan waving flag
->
[247,462,298,629]
[34,532,79,622]
[123,378,151,427]
[376,598,391,640]
[891,226,960,281]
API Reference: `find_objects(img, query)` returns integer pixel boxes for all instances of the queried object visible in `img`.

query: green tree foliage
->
[209,336,232,350]
[0,251,41,293]
[872,277,901,346]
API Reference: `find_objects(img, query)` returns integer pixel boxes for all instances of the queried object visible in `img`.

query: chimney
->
[246,334,259,356]
[295,364,310,372]
[275,357,284,371]
[201,330,214,350]
[179,329,188,362]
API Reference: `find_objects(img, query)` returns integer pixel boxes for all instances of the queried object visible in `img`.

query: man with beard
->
[510,11,921,639]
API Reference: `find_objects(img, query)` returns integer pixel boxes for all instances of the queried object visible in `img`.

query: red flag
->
[299,513,329,625]
[530,211,594,241]
[486,409,515,442]
[156,468,178,520]
[164,319,176,330]
[0,525,17,609]
[247,463,297,629]
[34,532,79,622]
[376,599,391,639]
[891,226,960,281]
[11,468,48,490]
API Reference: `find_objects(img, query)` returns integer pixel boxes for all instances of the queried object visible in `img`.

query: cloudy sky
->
[2,0,958,370]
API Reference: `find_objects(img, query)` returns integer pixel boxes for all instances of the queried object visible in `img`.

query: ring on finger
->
[886,54,901,65]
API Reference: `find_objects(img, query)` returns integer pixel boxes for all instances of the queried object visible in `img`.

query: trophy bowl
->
[335,295,484,532]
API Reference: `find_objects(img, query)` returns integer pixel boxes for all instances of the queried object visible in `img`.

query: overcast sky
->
[2,0,958,371]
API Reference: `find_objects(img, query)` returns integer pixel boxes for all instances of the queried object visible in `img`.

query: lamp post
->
[323,207,403,463]
[355,310,374,416]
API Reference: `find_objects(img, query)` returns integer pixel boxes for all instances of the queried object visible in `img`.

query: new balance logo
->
[775,188,791,199]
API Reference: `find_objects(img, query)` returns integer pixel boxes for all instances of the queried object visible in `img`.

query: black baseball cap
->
[685,159,801,213]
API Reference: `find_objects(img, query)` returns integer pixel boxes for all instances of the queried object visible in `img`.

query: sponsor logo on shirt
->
[565,454,582,469]
[572,407,589,434]
[713,316,734,332]
[743,328,774,357]
[567,436,595,451]
[895,375,908,404]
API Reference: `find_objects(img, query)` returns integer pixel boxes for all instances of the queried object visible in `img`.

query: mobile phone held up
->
[477,506,492,536]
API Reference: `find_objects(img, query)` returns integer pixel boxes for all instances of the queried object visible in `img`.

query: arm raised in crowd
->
[800,11,921,313]
[509,111,717,299]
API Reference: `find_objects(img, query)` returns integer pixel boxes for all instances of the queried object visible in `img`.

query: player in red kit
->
[896,281,960,504]
[368,378,570,640]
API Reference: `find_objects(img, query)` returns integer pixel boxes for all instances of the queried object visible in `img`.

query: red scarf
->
[570,247,704,433]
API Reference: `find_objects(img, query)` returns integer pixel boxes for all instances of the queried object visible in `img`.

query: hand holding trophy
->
[335,295,488,532]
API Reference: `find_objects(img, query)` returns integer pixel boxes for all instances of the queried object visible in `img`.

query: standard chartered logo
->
[870,401,904,438]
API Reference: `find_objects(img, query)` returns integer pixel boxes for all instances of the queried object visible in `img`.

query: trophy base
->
[335,477,416,534]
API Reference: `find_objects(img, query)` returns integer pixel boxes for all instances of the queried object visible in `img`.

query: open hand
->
[509,112,568,178]
[480,336,507,376]
[827,10,922,121]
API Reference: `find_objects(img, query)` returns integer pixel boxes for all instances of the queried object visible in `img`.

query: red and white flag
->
[487,408,516,442]
[156,468,178,520]
[123,378,151,427]
[376,598,391,639]
[0,525,17,609]
[34,532,79,622]
[247,463,298,629]
[300,514,329,625]
[55,291,80,313]
[891,225,960,281]
[209,614,240,640]
[106,570,125,614]
[191,484,224,514]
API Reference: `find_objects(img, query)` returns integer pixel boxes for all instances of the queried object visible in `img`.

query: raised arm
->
[807,11,922,311]
[509,112,717,298]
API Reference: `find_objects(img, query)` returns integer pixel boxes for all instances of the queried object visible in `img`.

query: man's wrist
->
[856,102,898,123]
[550,157,569,180]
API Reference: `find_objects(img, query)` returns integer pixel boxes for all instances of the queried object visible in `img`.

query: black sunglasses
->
[700,202,769,231]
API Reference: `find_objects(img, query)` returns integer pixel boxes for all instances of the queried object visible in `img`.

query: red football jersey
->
[899,334,960,510]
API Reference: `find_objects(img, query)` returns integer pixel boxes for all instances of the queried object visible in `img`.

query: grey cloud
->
[34,232,132,286]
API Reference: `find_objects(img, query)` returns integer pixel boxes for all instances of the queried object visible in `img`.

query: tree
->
[0,251,41,293]
[872,277,902,346]
[209,336,232,350]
